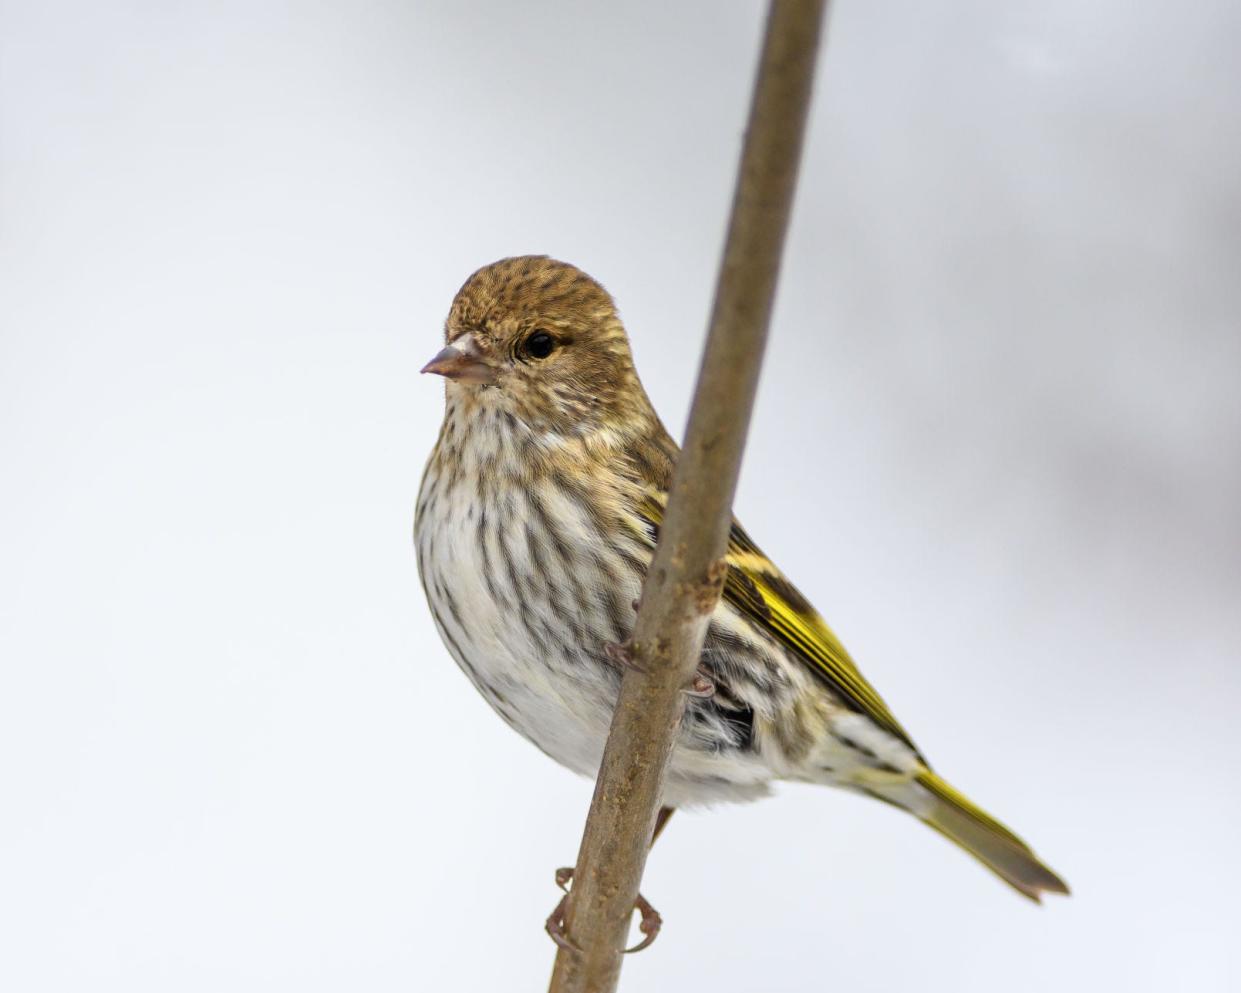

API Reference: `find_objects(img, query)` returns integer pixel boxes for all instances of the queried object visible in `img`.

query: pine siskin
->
[414,255,1068,902]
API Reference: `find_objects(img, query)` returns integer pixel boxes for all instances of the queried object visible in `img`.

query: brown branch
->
[546,2,829,991]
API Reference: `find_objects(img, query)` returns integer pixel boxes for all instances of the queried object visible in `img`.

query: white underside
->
[415,402,922,808]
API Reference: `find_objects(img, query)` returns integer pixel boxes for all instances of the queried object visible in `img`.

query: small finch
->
[415,256,1068,903]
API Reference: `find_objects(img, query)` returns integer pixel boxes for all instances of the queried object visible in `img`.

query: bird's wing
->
[637,493,923,760]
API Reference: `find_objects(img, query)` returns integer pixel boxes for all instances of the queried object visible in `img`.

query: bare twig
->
[546,2,828,991]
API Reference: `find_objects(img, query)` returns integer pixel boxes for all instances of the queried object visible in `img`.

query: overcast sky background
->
[2,1,1239,990]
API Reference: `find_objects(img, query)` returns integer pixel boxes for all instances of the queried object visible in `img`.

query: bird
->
[414,255,1069,918]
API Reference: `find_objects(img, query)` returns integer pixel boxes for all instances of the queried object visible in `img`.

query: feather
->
[639,492,922,760]
[868,772,1071,901]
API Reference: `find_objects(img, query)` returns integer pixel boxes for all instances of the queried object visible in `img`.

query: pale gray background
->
[2,1,1239,990]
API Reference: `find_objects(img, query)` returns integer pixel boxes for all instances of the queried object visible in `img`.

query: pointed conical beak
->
[420,333,495,385]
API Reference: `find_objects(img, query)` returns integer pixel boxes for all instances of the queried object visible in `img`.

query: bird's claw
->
[545,867,663,954]
[545,893,579,952]
[625,893,662,953]
[683,668,715,698]
[604,640,647,675]
[609,640,711,698]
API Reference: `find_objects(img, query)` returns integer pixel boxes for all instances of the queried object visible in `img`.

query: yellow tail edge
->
[915,771,1070,903]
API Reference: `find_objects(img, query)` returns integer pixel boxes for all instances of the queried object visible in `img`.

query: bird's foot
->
[683,667,715,698]
[545,890,578,952]
[628,892,663,952]
[545,867,663,954]
[606,640,713,698]
[604,639,648,675]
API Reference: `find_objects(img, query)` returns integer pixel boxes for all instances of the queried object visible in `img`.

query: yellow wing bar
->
[638,492,921,760]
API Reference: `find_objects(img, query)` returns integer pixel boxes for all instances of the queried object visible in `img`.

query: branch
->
[546,2,828,991]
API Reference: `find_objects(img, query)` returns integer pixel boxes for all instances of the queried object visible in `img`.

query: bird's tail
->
[866,770,1070,902]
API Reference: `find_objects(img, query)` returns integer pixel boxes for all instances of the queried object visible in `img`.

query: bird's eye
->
[523,331,556,360]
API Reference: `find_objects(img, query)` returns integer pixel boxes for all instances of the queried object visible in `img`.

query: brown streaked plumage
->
[415,255,1069,902]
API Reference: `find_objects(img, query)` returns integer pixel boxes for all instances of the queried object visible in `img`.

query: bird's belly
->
[415,483,631,778]
[415,472,778,805]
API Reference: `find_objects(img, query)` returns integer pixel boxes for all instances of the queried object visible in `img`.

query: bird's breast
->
[414,451,642,775]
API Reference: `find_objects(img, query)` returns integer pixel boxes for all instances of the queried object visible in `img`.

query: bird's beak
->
[421,333,496,385]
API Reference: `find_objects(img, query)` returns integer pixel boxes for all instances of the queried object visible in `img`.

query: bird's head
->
[423,256,653,438]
